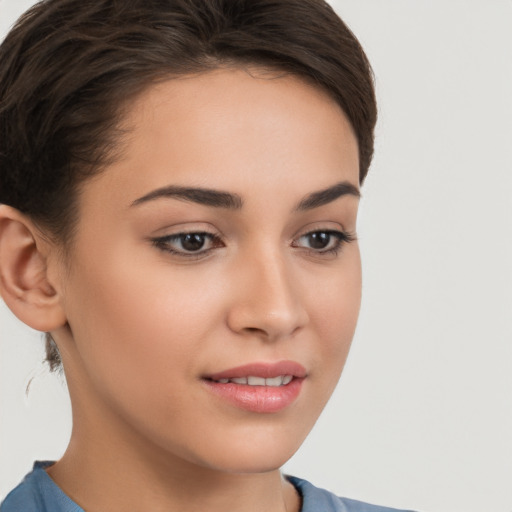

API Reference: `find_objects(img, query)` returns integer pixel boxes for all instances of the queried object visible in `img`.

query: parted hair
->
[0,0,377,371]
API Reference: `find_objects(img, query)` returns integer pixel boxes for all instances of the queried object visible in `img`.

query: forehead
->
[81,68,359,211]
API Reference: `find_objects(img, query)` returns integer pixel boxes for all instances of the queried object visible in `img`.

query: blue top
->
[1,461,416,512]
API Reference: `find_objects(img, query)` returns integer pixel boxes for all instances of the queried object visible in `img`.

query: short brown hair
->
[0,0,377,370]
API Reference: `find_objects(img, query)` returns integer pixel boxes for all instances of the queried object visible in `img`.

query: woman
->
[0,1,415,510]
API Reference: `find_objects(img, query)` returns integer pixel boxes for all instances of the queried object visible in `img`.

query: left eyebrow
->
[295,181,360,211]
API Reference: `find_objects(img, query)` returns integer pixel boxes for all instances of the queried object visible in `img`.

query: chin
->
[184,426,307,474]
[204,450,295,475]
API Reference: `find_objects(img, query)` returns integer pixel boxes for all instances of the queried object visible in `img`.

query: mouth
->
[203,361,306,413]
[209,375,294,386]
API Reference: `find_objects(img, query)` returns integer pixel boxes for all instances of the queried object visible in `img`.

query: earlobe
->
[0,205,67,332]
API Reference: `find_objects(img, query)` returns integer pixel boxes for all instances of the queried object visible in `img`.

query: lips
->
[203,361,306,413]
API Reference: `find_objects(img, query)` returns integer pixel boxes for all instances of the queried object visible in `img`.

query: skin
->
[1,68,361,512]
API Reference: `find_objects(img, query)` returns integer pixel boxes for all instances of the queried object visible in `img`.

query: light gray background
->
[1,1,511,511]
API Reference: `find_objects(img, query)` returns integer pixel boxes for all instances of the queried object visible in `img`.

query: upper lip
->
[206,360,307,381]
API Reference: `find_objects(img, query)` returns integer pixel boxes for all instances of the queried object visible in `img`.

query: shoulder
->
[287,476,417,512]
[1,462,47,512]
[0,462,83,512]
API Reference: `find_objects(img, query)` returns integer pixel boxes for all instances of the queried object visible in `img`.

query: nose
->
[226,250,309,342]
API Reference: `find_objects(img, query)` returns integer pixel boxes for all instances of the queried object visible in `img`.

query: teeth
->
[247,376,266,386]
[231,377,248,385]
[265,376,284,387]
[215,375,294,386]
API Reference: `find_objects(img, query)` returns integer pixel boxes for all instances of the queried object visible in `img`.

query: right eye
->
[151,232,224,257]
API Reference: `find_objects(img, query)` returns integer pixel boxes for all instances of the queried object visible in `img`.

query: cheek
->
[65,255,223,376]
[306,247,362,386]
[62,259,225,455]
[63,243,261,439]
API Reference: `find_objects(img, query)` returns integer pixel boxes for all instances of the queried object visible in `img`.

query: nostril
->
[244,326,264,334]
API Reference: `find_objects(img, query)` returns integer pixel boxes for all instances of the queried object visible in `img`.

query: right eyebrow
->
[130,185,243,209]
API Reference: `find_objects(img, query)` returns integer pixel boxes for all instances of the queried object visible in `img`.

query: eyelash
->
[151,232,224,259]
[151,229,356,259]
[292,229,356,256]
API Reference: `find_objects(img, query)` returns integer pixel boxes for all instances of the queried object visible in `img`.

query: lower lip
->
[203,378,304,413]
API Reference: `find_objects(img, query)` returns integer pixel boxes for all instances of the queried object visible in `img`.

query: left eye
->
[294,230,354,253]
[152,232,222,255]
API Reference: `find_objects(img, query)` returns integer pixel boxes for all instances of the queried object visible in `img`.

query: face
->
[53,68,361,473]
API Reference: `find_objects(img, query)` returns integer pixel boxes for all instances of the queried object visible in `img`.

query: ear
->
[0,205,67,332]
